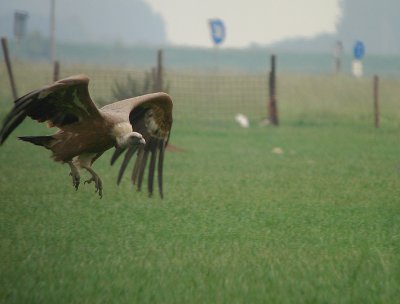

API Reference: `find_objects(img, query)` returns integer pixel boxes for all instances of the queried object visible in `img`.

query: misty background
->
[271,0,400,54]
[0,0,399,74]
[0,0,167,45]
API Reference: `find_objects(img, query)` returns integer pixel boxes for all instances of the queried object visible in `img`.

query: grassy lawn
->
[0,67,399,303]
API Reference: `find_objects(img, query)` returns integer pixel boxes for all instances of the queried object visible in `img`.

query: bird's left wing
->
[0,75,101,144]
[108,92,173,198]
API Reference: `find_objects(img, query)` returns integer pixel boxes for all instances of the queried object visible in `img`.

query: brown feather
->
[157,139,166,198]
[136,148,150,192]
[117,146,138,185]
[111,146,126,165]
[0,75,173,198]
[0,75,100,145]
[147,139,159,197]
[132,147,144,185]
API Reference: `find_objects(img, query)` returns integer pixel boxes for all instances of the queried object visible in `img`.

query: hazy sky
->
[145,0,341,47]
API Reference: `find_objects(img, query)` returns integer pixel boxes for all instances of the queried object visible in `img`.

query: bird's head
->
[117,132,146,148]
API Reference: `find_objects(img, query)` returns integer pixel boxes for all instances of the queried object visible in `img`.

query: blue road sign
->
[209,19,225,45]
[353,41,365,60]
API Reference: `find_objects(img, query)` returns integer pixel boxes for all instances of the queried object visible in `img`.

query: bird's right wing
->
[0,75,101,144]
[109,92,173,198]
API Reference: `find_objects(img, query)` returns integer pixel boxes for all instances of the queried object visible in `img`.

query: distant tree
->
[336,0,400,54]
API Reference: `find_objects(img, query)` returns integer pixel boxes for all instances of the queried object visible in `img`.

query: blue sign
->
[353,41,365,60]
[209,19,225,45]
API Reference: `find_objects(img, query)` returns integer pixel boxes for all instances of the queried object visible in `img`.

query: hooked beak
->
[139,138,146,145]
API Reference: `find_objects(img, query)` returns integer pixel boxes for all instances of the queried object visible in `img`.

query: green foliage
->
[111,72,153,100]
[111,71,170,101]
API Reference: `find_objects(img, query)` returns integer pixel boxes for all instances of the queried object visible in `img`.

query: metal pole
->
[373,75,380,128]
[1,37,18,99]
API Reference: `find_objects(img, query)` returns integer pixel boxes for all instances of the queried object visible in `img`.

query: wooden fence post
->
[268,54,279,125]
[155,49,163,92]
[373,75,380,128]
[1,37,18,99]
[53,60,60,82]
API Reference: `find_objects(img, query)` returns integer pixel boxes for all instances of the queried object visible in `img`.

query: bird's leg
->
[83,166,103,198]
[68,161,80,190]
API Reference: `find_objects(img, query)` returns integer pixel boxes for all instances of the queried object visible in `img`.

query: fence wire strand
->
[1,63,269,123]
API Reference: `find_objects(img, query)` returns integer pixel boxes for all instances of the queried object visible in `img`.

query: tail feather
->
[18,135,55,149]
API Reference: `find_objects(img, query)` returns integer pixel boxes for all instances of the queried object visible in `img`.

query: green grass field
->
[1,65,400,303]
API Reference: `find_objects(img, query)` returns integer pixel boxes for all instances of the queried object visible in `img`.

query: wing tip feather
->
[57,74,89,85]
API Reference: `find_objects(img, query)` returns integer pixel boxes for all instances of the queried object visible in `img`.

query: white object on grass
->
[272,147,284,155]
[235,113,250,128]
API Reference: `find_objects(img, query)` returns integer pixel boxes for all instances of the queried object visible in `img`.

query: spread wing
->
[0,74,100,144]
[109,93,173,198]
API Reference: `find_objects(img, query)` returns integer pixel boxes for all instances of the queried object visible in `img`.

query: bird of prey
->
[0,75,173,198]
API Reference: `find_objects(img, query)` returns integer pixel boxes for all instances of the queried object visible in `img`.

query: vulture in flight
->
[0,75,173,198]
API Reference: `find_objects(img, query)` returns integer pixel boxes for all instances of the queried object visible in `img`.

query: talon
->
[84,174,102,198]
[69,172,80,190]
[69,162,102,197]
[84,177,95,184]
[98,180,103,198]
[68,162,80,191]
[94,179,103,198]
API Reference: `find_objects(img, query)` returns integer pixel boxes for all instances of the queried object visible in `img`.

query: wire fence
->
[166,70,268,122]
[0,62,269,123]
[1,61,399,128]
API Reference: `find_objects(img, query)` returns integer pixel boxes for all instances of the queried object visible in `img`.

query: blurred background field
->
[1,58,399,303]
